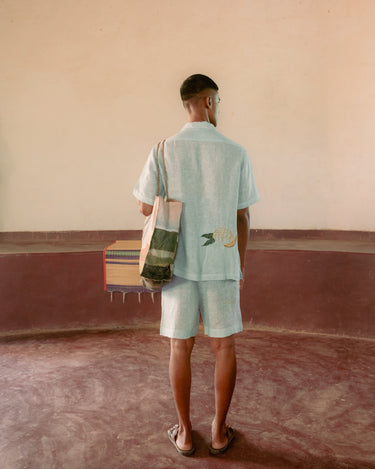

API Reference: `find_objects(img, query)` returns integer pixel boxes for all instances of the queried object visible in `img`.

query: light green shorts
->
[160,276,243,339]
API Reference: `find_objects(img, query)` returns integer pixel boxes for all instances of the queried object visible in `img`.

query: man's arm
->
[137,199,153,217]
[237,207,250,276]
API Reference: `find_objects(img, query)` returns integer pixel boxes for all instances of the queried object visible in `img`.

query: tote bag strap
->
[156,139,169,199]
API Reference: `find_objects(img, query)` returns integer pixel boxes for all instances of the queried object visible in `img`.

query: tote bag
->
[139,140,183,291]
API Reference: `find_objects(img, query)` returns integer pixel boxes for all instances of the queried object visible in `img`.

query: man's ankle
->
[212,419,228,437]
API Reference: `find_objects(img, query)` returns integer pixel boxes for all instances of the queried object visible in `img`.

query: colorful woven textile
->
[103,240,149,293]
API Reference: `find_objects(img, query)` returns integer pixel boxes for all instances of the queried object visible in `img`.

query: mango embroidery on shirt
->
[201,228,237,248]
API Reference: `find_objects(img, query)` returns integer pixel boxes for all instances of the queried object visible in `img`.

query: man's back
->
[134,121,259,281]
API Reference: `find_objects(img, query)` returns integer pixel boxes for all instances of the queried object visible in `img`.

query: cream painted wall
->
[1,0,374,231]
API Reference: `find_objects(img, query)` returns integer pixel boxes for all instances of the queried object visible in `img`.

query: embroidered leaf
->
[202,238,216,246]
[201,233,214,239]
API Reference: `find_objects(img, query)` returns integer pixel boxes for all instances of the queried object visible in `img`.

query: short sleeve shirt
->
[133,121,260,281]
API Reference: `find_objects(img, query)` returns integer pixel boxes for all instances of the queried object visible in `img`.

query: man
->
[133,74,259,456]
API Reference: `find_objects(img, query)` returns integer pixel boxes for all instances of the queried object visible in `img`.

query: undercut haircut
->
[180,74,219,101]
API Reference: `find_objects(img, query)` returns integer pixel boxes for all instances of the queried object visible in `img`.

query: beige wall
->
[1,0,374,232]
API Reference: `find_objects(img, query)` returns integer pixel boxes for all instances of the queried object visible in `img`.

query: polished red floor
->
[0,326,374,469]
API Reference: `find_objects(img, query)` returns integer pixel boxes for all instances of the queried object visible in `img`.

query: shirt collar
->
[182,121,216,131]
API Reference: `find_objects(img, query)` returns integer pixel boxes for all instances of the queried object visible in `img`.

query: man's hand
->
[137,200,153,217]
[239,271,245,290]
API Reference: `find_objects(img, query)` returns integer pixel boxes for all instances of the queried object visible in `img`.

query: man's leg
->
[209,335,237,449]
[169,337,195,451]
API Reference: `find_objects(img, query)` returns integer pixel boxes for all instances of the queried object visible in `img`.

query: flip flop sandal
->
[209,426,235,455]
[167,424,195,457]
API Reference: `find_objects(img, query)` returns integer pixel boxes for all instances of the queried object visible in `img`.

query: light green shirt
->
[133,122,260,281]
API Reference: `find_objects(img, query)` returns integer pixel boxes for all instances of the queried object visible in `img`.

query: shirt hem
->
[173,268,241,282]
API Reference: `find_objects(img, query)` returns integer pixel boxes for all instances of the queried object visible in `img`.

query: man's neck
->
[187,109,210,124]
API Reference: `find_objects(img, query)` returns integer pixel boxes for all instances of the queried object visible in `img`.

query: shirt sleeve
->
[237,150,260,209]
[133,145,166,205]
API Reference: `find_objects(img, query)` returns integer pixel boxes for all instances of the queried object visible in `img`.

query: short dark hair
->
[180,74,219,101]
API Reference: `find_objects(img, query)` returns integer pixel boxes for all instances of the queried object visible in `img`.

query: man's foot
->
[167,424,195,457]
[209,425,235,455]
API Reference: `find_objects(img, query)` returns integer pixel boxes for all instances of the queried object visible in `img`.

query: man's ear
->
[205,96,212,108]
